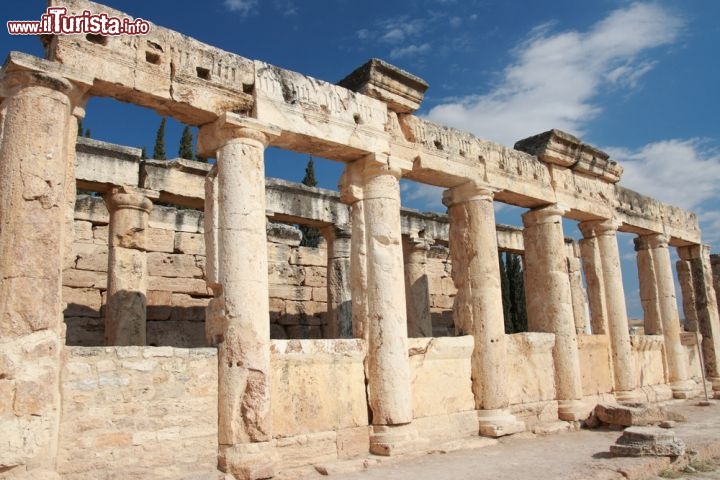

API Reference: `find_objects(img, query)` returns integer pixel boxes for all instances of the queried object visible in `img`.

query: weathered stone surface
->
[271,340,367,437]
[506,333,557,405]
[408,336,475,418]
[338,58,428,114]
[75,137,141,191]
[594,403,684,427]
[609,426,685,457]
[577,334,614,396]
[57,347,218,477]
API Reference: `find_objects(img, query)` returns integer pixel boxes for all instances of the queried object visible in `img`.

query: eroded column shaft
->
[104,189,153,346]
[0,70,76,474]
[580,220,636,398]
[579,235,608,334]
[403,236,433,338]
[324,225,352,339]
[523,206,584,420]
[635,234,689,393]
[444,184,508,410]
[363,163,413,426]
[678,245,720,389]
[566,240,590,335]
[198,116,279,480]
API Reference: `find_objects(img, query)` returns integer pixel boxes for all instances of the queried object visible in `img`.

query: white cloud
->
[609,139,720,210]
[224,0,258,15]
[426,2,684,146]
[390,43,431,59]
[610,140,720,245]
[274,0,298,16]
[401,182,445,212]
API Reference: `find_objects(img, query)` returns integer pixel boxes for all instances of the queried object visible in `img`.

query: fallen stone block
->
[609,426,685,457]
[594,403,681,427]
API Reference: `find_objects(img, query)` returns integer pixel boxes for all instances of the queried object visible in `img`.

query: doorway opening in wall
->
[264,149,345,340]
[64,99,213,348]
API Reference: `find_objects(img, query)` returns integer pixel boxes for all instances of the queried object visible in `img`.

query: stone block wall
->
[426,245,456,336]
[577,334,614,397]
[631,335,667,387]
[57,346,218,479]
[64,196,462,344]
[271,339,370,467]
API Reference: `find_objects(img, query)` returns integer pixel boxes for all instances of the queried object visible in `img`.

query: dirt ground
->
[282,400,720,480]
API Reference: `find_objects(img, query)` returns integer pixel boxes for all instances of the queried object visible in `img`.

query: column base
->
[558,399,590,421]
[477,408,525,437]
[369,424,428,456]
[709,376,720,394]
[670,380,699,399]
[219,442,277,480]
[614,389,643,404]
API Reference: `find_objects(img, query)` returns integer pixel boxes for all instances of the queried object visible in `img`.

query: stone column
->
[340,155,420,455]
[443,182,524,437]
[323,224,352,339]
[198,114,280,480]
[523,206,585,420]
[579,219,638,402]
[403,235,433,338]
[103,187,155,346]
[566,240,590,335]
[712,254,720,316]
[579,232,608,335]
[677,244,720,395]
[635,234,693,397]
[0,67,82,476]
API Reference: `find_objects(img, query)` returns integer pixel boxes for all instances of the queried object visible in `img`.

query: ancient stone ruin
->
[2,1,720,478]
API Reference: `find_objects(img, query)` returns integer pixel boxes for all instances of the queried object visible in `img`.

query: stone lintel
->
[514,129,623,183]
[338,58,429,114]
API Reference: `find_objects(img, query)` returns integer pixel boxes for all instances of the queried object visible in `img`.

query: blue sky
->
[3,1,719,319]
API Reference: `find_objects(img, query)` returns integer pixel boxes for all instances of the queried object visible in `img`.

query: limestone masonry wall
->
[58,347,218,479]
[64,195,458,344]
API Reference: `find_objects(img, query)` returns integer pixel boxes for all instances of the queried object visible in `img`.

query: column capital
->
[441,180,498,207]
[578,218,621,239]
[197,114,281,157]
[1,53,92,106]
[522,204,569,228]
[633,232,669,252]
[339,154,406,203]
[403,234,433,252]
[104,186,157,214]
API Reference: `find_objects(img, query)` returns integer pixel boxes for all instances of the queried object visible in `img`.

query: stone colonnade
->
[3,56,720,480]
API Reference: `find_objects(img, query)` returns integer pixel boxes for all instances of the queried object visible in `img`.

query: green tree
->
[152,117,167,160]
[299,157,321,248]
[140,146,147,160]
[507,253,528,333]
[84,128,91,138]
[500,253,512,333]
[77,118,83,137]
[178,125,194,160]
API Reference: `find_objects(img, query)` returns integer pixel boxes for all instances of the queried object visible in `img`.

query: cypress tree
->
[178,125,194,160]
[140,146,147,160]
[507,253,528,332]
[152,118,167,160]
[77,118,83,137]
[500,252,513,333]
[84,128,91,138]
[299,157,321,248]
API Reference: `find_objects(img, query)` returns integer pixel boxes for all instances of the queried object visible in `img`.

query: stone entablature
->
[1,1,717,478]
